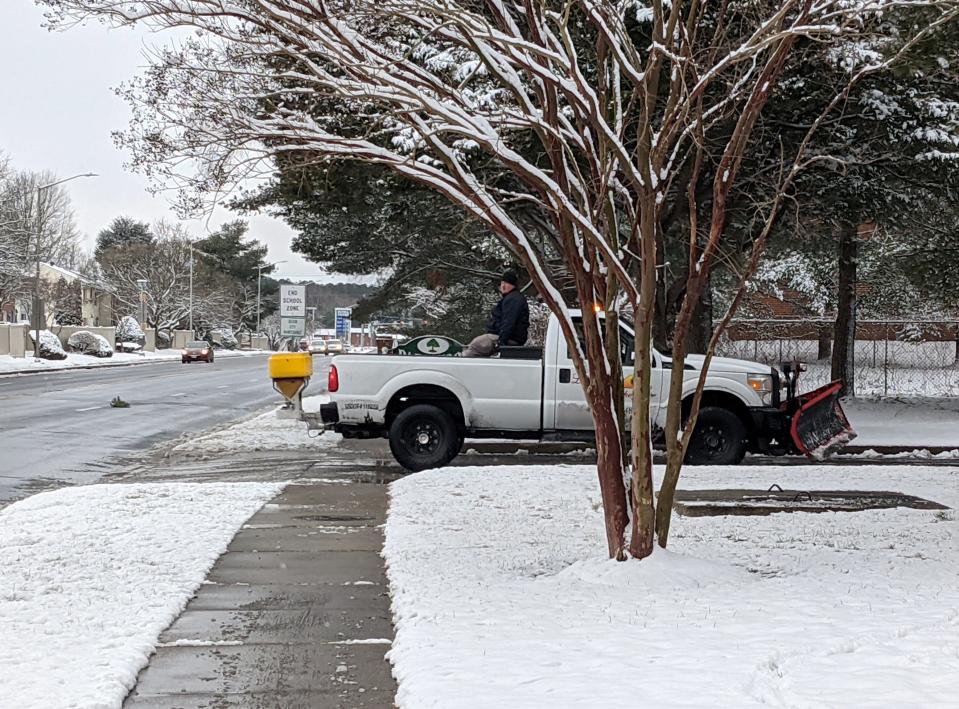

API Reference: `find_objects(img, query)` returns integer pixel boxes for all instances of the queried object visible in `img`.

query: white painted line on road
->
[217,385,229,389]
[75,406,101,412]
[171,392,187,397]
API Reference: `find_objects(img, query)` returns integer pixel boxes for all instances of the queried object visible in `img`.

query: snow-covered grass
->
[171,394,341,455]
[385,464,959,708]
[845,398,959,448]
[0,482,282,709]
[0,349,270,375]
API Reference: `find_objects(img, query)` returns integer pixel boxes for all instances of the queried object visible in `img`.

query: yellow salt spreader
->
[268,352,313,419]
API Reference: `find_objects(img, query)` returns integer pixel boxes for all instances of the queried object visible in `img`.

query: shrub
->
[31,330,67,360]
[67,331,114,357]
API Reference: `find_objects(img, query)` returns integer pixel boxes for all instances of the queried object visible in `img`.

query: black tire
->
[389,404,459,472]
[684,406,747,465]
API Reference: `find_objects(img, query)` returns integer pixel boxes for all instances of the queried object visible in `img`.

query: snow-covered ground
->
[0,482,282,709]
[171,394,341,455]
[0,348,269,375]
[385,464,959,708]
[845,398,959,448]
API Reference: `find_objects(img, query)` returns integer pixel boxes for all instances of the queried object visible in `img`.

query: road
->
[0,355,281,505]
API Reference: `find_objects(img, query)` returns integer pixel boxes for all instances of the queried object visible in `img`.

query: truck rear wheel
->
[684,406,746,465]
[389,404,459,472]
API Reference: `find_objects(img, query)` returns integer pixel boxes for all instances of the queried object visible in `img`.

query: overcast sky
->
[1,1,346,281]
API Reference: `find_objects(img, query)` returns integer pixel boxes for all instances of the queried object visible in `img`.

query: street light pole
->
[256,260,286,333]
[189,242,194,335]
[33,172,97,358]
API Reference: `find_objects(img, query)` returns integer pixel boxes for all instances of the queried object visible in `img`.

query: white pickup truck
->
[312,311,854,471]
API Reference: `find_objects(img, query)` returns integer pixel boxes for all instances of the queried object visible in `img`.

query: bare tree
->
[98,220,234,337]
[42,0,959,559]
[0,167,87,317]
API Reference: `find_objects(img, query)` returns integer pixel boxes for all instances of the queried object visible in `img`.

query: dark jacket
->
[486,289,529,345]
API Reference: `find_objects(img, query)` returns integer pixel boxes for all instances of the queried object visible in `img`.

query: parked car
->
[326,338,344,354]
[182,341,214,363]
[309,339,328,355]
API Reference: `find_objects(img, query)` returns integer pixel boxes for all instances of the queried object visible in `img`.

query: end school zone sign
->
[280,286,306,317]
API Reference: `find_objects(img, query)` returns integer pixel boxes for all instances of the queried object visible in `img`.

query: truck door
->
[544,319,664,432]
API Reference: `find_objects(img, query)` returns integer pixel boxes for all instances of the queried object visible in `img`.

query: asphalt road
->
[0,355,281,505]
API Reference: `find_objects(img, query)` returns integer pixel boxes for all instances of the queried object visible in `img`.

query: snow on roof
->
[39,262,113,292]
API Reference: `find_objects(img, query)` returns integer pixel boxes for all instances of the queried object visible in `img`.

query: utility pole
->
[33,173,97,358]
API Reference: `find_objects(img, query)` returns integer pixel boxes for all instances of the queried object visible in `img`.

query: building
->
[9,263,115,327]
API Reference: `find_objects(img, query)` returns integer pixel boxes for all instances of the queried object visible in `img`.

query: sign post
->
[334,307,352,343]
[280,285,306,340]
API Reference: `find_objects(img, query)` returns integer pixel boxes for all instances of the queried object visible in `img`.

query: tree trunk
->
[684,277,713,354]
[831,224,857,396]
[817,328,832,361]
[590,389,630,560]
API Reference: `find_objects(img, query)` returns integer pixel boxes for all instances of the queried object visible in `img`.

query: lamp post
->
[136,279,149,334]
[188,242,194,335]
[256,260,285,333]
[33,172,97,358]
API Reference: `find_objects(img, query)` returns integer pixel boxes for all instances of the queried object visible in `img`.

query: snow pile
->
[385,464,959,708]
[0,482,282,709]
[172,395,341,455]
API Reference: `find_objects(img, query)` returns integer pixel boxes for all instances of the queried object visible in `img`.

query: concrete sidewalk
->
[123,481,397,709]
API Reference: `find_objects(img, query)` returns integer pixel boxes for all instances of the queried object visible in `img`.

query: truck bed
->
[332,353,545,430]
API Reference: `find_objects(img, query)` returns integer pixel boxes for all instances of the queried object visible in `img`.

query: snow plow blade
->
[790,380,856,459]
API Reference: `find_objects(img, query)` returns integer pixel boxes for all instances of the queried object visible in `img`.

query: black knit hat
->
[501,269,519,286]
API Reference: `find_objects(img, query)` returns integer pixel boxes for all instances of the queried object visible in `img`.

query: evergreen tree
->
[95,217,153,259]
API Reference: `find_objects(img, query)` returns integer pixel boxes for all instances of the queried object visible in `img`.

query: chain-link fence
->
[717,319,959,397]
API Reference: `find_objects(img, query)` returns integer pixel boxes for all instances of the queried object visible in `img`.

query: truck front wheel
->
[389,404,459,472]
[684,407,747,465]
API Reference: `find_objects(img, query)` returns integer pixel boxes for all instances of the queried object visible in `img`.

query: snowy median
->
[171,394,341,455]
[0,348,269,375]
[385,464,959,708]
[0,482,283,709]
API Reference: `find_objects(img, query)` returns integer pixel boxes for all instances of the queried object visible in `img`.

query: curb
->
[463,441,959,458]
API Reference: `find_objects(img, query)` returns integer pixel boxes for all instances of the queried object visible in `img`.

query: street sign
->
[334,307,352,340]
[280,285,307,317]
[281,317,306,337]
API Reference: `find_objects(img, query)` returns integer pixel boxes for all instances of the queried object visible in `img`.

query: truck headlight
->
[747,374,773,393]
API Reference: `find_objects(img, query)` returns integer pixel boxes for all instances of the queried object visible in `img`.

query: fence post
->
[884,321,889,397]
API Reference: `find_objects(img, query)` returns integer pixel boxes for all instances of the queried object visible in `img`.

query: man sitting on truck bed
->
[463,269,530,357]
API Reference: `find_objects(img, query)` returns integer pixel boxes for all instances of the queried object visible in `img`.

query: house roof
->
[40,262,113,292]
